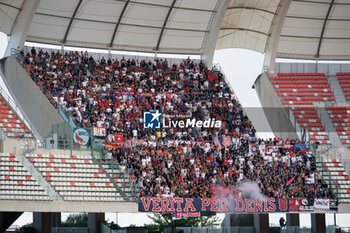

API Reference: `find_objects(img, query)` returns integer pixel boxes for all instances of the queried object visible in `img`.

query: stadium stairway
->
[316,156,350,203]
[291,106,330,144]
[17,154,62,200]
[328,76,347,103]
[316,107,342,147]
[326,106,350,145]
[24,153,133,202]
[337,73,350,101]
[100,160,138,200]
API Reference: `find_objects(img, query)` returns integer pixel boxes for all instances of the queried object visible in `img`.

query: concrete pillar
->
[254,214,269,233]
[286,213,300,227]
[201,0,230,67]
[230,213,254,227]
[5,0,40,57]
[33,212,61,233]
[311,213,326,233]
[88,213,105,233]
[262,0,292,73]
[222,213,269,233]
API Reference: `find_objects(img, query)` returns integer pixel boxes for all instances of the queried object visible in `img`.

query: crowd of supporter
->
[20,48,334,200]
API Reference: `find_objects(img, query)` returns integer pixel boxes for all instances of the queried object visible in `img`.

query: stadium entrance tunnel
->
[0,212,23,233]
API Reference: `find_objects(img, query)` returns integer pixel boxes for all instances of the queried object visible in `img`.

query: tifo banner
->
[314,199,330,210]
[105,134,124,150]
[288,199,315,211]
[139,198,338,213]
[138,197,289,213]
[73,128,90,147]
[92,127,106,137]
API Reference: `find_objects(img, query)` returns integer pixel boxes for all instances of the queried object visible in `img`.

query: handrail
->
[310,143,339,203]
[94,153,140,201]
[89,152,134,201]
[16,54,75,130]
[320,144,342,161]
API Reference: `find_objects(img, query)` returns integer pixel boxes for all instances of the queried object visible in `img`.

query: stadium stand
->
[272,73,335,105]
[291,107,330,144]
[326,107,350,145]
[24,153,131,201]
[0,153,50,200]
[0,93,32,138]
[320,158,350,203]
[337,73,350,101]
[269,73,337,145]
[14,49,335,200]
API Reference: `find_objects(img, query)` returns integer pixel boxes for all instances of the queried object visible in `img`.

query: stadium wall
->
[0,137,36,154]
[275,62,350,76]
[0,56,70,142]
[254,73,298,139]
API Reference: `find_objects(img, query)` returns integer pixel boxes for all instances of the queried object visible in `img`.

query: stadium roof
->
[1,0,350,59]
[218,0,350,60]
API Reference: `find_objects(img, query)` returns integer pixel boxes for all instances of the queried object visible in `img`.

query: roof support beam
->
[287,15,350,22]
[202,0,230,67]
[109,0,130,47]
[62,0,83,44]
[155,0,176,51]
[113,0,215,12]
[293,0,350,6]
[5,0,40,57]
[263,0,292,73]
[0,2,21,10]
[219,27,269,36]
[226,6,275,15]
[316,0,335,58]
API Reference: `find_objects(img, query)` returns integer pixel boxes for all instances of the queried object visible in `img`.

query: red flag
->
[115,134,124,148]
[286,176,296,186]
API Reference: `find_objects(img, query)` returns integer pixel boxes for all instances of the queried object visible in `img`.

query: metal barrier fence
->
[51,227,89,233]
[177,227,255,233]
[310,144,340,203]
